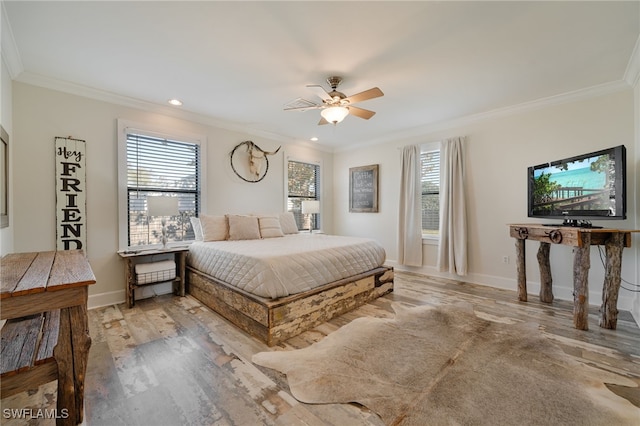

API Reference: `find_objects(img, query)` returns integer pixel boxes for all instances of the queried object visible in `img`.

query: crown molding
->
[14,70,333,152]
[1,2,23,79]
[624,34,640,88]
[12,70,631,157]
[335,79,632,153]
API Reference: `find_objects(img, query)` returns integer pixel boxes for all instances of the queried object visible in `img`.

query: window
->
[287,160,320,231]
[121,130,201,248]
[421,149,440,237]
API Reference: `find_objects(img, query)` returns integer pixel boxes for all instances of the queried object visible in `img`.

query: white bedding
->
[187,233,386,299]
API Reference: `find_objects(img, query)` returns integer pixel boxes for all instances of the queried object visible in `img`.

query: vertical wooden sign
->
[55,137,87,251]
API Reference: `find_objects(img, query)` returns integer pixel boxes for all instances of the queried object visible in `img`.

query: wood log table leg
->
[53,289,91,425]
[176,251,187,297]
[69,302,91,424]
[53,308,76,426]
[599,233,624,329]
[515,238,527,302]
[572,232,591,330]
[124,258,134,308]
[537,242,553,303]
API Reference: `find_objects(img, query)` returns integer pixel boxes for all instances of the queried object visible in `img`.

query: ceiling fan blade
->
[344,87,384,104]
[348,106,376,120]
[318,116,330,125]
[283,97,322,111]
[284,105,322,111]
[307,84,332,102]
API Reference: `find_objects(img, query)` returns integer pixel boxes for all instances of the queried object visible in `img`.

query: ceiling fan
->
[284,76,384,125]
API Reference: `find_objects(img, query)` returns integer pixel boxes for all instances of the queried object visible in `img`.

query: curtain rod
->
[397,141,441,151]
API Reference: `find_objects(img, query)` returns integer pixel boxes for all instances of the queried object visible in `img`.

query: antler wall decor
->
[230,141,281,183]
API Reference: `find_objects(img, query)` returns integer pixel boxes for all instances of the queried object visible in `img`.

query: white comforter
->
[187,233,386,299]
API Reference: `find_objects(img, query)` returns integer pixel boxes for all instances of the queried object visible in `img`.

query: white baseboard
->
[88,290,125,310]
[632,296,640,328]
[89,264,637,328]
[387,261,634,312]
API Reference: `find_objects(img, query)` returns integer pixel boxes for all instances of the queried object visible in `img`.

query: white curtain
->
[437,137,468,275]
[397,145,423,266]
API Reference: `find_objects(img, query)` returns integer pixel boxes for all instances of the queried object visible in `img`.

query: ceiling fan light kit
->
[285,76,384,126]
[321,106,349,124]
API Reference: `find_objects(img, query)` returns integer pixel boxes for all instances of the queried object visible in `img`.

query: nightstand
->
[117,246,189,308]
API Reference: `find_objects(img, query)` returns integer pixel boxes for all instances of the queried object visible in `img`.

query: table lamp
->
[147,196,179,249]
[301,200,320,233]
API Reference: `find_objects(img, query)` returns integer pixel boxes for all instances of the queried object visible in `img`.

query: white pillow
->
[190,217,203,241]
[200,215,228,241]
[279,212,299,234]
[259,216,284,238]
[227,215,261,240]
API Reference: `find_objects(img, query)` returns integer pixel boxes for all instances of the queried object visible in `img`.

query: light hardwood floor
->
[2,271,639,425]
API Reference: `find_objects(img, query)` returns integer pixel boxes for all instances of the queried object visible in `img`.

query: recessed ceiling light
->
[168,99,183,106]
[310,137,318,142]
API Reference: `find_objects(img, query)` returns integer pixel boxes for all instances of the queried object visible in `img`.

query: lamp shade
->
[147,196,179,217]
[321,106,349,124]
[301,200,320,214]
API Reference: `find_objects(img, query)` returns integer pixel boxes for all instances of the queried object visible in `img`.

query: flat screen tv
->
[527,145,626,227]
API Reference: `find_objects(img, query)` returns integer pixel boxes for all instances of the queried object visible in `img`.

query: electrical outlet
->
[502,255,510,264]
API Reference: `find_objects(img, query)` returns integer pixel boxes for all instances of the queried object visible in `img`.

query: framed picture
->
[349,164,379,213]
[1,126,8,228]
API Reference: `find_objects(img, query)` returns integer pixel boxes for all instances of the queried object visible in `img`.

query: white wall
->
[12,82,333,307]
[10,80,639,318]
[334,90,639,313]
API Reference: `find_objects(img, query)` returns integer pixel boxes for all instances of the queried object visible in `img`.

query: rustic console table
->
[1,250,96,425]
[118,246,188,308]
[508,224,637,331]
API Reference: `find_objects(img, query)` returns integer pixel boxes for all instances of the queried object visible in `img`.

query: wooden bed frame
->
[186,265,394,346]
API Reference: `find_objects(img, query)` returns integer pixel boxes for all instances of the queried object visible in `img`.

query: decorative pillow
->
[259,216,285,238]
[279,212,299,234]
[190,217,204,241]
[200,215,228,241]
[227,215,261,240]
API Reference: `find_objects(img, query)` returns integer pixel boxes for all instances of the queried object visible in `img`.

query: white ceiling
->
[3,1,639,150]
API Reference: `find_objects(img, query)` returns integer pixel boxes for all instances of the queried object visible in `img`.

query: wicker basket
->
[135,260,176,285]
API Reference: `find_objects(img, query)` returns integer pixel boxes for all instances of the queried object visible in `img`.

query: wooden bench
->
[1,310,64,399]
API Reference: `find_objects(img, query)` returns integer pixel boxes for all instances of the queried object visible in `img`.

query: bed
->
[186,215,393,346]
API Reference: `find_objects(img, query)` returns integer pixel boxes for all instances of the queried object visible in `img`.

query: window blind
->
[421,150,440,233]
[126,133,200,246]
[287,160,320,230]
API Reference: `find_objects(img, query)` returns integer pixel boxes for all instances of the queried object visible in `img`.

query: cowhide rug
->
[252,302,639,425]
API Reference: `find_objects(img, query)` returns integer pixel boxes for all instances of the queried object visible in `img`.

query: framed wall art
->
[349,164,378,213]
[1,126,8,228]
